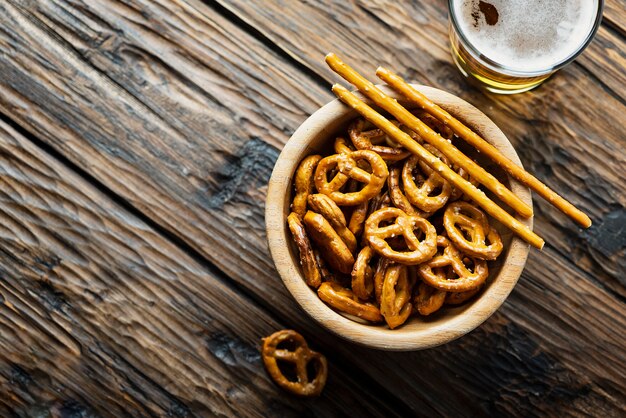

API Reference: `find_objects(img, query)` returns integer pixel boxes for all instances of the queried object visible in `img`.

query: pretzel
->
[373,256,389,305]
[351,246,376,300]
[402,152,452,213]
[292,155,322,217]
[376,66,591,228]
[415,110,453,140]
[327,61,544,249]
[445,285,482,305]
[349,118,411,161]
[414,282,446,316]
[443,201,503,260]
[334,136,354,155]
[313,247,336,284]
[364,207,437,265]
[450,165,479,201]
[303,211,355,274]
[318,282,383,322]
[388,165,428,217]
[287,212,322,288]
[368,189,391,215]
[348,200,369,237]
[418,235,488,292]
[307,194,357,252]
[314,150,388,206]
[380,264,414,329]
[262,330,327,397]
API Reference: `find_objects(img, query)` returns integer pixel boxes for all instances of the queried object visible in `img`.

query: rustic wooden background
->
[0,0,624,416]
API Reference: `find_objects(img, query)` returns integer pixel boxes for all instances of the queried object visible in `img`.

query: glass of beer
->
[448,0,604,94]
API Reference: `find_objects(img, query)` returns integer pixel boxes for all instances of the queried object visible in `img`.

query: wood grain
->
[0,0,624,416]
[0,119,400,417]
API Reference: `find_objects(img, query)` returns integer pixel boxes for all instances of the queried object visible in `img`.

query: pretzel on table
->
[262,330,327,397]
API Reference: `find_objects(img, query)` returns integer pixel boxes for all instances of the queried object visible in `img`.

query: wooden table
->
[0,1,624,416]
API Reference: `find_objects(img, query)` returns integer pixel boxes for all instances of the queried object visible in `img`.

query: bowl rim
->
[266,84,532,351]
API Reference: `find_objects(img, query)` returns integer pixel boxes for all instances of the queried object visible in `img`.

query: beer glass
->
[448,0,604,94]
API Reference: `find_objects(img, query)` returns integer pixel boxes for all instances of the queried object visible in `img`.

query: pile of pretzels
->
[287,115,503,329]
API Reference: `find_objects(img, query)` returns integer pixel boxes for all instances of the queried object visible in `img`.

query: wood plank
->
[603,0,626,36]
[0,119,398,416]
[0,0,624,415]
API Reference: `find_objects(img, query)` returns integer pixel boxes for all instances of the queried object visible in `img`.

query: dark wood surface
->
[0,0,624,416]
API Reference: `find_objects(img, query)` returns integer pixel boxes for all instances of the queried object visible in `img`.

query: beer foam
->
[454,0,598,71]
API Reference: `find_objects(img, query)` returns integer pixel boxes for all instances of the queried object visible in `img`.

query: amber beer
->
[448,0,603,94]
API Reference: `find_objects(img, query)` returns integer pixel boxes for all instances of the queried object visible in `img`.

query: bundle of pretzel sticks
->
[286,53,591,329]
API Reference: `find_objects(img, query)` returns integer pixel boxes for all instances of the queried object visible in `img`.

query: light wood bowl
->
[266,85,532,351]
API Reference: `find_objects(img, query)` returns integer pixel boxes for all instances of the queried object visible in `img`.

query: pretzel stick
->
[377,67,592,228]
[325,53,532,219]
[331,84,545,249]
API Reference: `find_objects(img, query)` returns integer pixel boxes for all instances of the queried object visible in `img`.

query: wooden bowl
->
[266,85,532,350]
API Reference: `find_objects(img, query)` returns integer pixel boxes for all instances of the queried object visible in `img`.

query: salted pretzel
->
[318,281,383,322]
[388,165,429,217]
[415,110,454,140]
[262,330,327,397]
[380,264,414,329]
[287,212,322,288]
[418,235,488,292]
[443,201,503,260]
[307,194,357,252]
[373,256,389,304]
[450,165,479,201]
[292,155,322,217]
[349,118,411,161]
[402,150,452,213]
[348,200,369,237]
[314,150,388,206]
[334,136,354,155]
[313,247,336,284]
[351,246,376,300]
[367,189,392,215]
[364,207,437,265]
[445,285,482,305]
[303,211,355,274]
[414,282,446,316]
